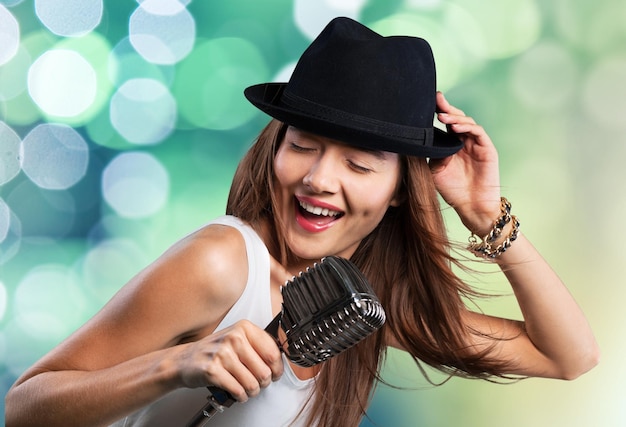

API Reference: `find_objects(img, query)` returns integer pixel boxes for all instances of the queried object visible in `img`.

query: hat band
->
[281,90,433,146]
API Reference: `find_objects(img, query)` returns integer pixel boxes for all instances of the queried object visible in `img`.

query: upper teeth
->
[299,201,340,217]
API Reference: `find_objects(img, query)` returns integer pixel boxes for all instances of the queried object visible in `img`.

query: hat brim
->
[244,83,463,159]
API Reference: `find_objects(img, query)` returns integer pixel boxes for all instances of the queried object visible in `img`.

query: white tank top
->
[110,216,315,427]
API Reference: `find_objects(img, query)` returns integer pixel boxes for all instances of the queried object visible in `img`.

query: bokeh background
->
[1,0,624,426]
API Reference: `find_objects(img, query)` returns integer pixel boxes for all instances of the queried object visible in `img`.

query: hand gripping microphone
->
[186,256,386,426]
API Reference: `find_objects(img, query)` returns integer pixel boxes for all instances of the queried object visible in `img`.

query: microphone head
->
[278,256,386,367]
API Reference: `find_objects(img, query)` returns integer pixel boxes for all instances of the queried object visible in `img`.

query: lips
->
[294,196,344,232]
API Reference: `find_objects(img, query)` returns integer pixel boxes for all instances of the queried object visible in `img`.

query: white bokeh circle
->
[21,123,89,190]
[110,78,177,145]
[0,4,20,66]
[101,151,169,218]
[28,49,97,117]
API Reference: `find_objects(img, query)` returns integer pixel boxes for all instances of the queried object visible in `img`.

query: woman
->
[5,17,599,427]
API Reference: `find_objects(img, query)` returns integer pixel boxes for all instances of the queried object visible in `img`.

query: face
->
[273,126,403,263]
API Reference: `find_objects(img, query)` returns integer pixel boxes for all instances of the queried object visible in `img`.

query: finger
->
[200,323,275,401]
[437,112,476,126]
[447,123,488,142]
[436,111,486,139]
[218,323,279,397]
[229,362,264,399]
[215,321,283,390]
[240,320,284,382]
[202,345,254,402]
[234,346,274,394]
[212,348,270,401]
[436,91,465,116]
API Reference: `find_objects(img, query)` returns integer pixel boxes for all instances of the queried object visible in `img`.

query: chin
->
[287,246,325,264]
[288,241,355,264]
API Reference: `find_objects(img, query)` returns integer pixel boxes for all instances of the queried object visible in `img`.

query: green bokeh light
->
[85,101,137,150]
[582,54,626,130]
[109,37,176,88]
[78,237,150,305]
[13,263,87,340]
[0,45,30,101]
[450,0,541,59]
[173,37,270,130]
[554,0,626,53]
[511,41,580,112]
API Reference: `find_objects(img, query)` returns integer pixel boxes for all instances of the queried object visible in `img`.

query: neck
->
[256,216,321,274]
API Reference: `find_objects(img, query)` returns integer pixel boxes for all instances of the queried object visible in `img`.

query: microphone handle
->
[185,386,236,427]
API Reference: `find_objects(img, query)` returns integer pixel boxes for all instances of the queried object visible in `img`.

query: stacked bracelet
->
[467,197,520,259]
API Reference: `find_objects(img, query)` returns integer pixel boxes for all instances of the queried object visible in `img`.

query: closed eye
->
[347,160,373,174]
[289,142,316,153]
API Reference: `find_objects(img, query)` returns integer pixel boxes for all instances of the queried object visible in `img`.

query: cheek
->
[353,182,398,218]
[273,151,301,213]
[273,150,291,187]
[373,171,403,205]
[274,144,305,180]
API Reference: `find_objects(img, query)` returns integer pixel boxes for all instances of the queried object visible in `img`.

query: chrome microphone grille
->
[279,256,386,367]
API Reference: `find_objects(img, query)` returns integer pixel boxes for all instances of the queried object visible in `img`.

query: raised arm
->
[5,225,283,427]
[429,92,599,379]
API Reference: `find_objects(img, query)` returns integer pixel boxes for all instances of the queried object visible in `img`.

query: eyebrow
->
[356,146,389,160]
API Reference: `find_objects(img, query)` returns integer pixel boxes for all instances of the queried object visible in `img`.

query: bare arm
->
[426,92,599,379]
[6,345,187,427]
[5,225,283,427]
[461,233,599,379]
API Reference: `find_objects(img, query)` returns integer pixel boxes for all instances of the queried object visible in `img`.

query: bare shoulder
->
[120,222,251,338]
[173,223,250,310]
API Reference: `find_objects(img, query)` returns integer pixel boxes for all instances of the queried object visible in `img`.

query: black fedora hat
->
[244,17,463,158]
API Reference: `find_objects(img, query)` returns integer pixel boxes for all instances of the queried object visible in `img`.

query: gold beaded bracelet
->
[467,197,521,259]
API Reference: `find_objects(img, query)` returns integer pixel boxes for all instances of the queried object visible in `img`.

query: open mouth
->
[298,200,342,217]
[295,198,344,230]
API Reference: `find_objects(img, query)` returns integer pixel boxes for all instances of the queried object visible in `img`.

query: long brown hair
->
[227,120,512,426]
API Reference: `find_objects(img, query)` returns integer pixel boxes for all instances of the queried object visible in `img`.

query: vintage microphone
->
[186,256,386,426]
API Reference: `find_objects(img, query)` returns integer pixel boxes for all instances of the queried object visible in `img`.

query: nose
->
[302,153,340,194]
